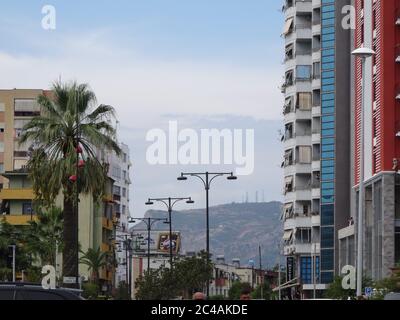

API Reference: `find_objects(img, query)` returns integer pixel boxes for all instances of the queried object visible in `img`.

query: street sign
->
[365,287,373,298]
[63,276,77,284]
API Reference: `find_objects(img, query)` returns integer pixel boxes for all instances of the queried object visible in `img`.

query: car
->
[384,292,400,300]
[0,282,84,300]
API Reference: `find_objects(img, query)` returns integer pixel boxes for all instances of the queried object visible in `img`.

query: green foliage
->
[0,219,33,281]
[135,251,214,300]
[373,270,400,299]
[21,81,121,205]
[324,276,374,300]
[113,281,130,300]
[82,282,99,300]
[251,281,273,300]
[228,282,252,300]
[24,206,63,266]
[79,247,108,284]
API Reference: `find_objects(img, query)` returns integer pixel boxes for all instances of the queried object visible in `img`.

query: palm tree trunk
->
[62,185,78,282]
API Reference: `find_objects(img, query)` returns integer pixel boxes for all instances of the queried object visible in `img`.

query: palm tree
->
[24,206,63,267]
[79,247,108,284]
[19,81,121,281]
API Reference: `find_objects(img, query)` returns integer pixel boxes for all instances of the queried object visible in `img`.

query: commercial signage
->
[136,231,181,254]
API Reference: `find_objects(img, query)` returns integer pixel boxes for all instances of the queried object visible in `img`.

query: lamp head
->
[186,199,195,204]
[177,175,188,181]
[351,47,375,58]
[145,200,154,205]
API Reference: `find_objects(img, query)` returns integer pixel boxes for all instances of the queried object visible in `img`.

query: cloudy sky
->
[0,0,284,216]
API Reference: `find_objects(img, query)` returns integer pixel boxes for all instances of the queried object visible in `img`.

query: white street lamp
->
[351,47,375,297]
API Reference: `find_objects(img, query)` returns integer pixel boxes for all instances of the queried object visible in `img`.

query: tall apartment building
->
[0,89,130,291]
[339,0,400,281]
[107,142,132,287]
[281,0,351,297]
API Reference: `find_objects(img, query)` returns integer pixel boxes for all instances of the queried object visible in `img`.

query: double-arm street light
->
[351,47,375,297]
[177,171,237,296]
[145,197,194,269]
[128,217,167,274]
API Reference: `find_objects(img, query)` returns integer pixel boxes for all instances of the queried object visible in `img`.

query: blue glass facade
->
[320,0,335,284]
[300,256,320,285]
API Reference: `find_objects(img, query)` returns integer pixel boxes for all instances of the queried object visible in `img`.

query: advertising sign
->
[136,231,181,254]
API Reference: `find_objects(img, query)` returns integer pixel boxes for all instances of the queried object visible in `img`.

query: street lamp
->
[129,217,167,274]
[177,171,237,296]
[351,47,375,297]
[145,197,194,269]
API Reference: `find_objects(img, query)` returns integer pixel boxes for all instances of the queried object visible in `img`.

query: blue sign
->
[365,287,373,297]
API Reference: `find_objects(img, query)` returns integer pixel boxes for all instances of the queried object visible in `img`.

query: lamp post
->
[351,47,375,297]
[145,197,194,269]
[129,217,167,274]
[177,171,237,297]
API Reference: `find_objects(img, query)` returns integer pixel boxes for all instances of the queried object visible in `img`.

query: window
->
[16,290,64,300]
[297,93,312,110]
[284,149,294,167]
[122,188,126,197]
[285,176,294,194]
[112,166,121,179]
[113,185,121,195]
[285,43,294,61]
[0,289,15,300]
[123,153,127,162]
[123,170,127,180]
[122,205,126,215]
[22,202,34,215]
[296,65,312,80]
[285,70,294,86]
[301,257,320,285]
[298,146,312,164]
[0,164,4,173]
[14,99,40,117]
[313,62,321,79]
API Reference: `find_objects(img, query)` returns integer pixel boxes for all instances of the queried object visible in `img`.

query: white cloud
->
[0,30,283,126]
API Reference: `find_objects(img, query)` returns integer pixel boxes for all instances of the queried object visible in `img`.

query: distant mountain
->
[133,201,283,268]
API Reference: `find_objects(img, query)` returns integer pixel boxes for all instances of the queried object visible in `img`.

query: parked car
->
[0,283,84,300]
[384,292,400,300]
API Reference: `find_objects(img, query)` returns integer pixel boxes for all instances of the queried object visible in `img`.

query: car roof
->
[0,282,83,293]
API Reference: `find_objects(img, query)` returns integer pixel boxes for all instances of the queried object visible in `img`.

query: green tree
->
[135,252,214,300]
[251,281,272,300]
[324,276,374,300]
[228,282,252,300]
[24,206,63,267]
[174,251,214,299]
[79,247,108,286]
[0,219,33,281]
[20,81,121,279]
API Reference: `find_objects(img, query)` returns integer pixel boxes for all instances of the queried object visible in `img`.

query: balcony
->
[284,243,312,255]
[284,216,312,230]
[102,217,114,231]
[101,243,112,253]
[0,189,34,200]
[1,215,37,225]
[285,188,312,202]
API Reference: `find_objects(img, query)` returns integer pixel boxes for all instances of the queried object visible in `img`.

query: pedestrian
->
[193,292,206,300]
[240,288,252,300]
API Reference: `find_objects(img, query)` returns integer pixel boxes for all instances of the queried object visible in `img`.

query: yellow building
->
[0,89,117,290]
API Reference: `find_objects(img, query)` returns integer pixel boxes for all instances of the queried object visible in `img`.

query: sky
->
[0,0,285,217]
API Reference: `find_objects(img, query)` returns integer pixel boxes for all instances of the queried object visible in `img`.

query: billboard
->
[135,231,181,254]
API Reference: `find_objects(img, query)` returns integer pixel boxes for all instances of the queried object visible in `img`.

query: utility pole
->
[259,245,263,300]
[178,171,237,297]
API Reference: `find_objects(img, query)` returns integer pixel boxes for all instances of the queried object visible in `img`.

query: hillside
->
[133,201,283,268]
